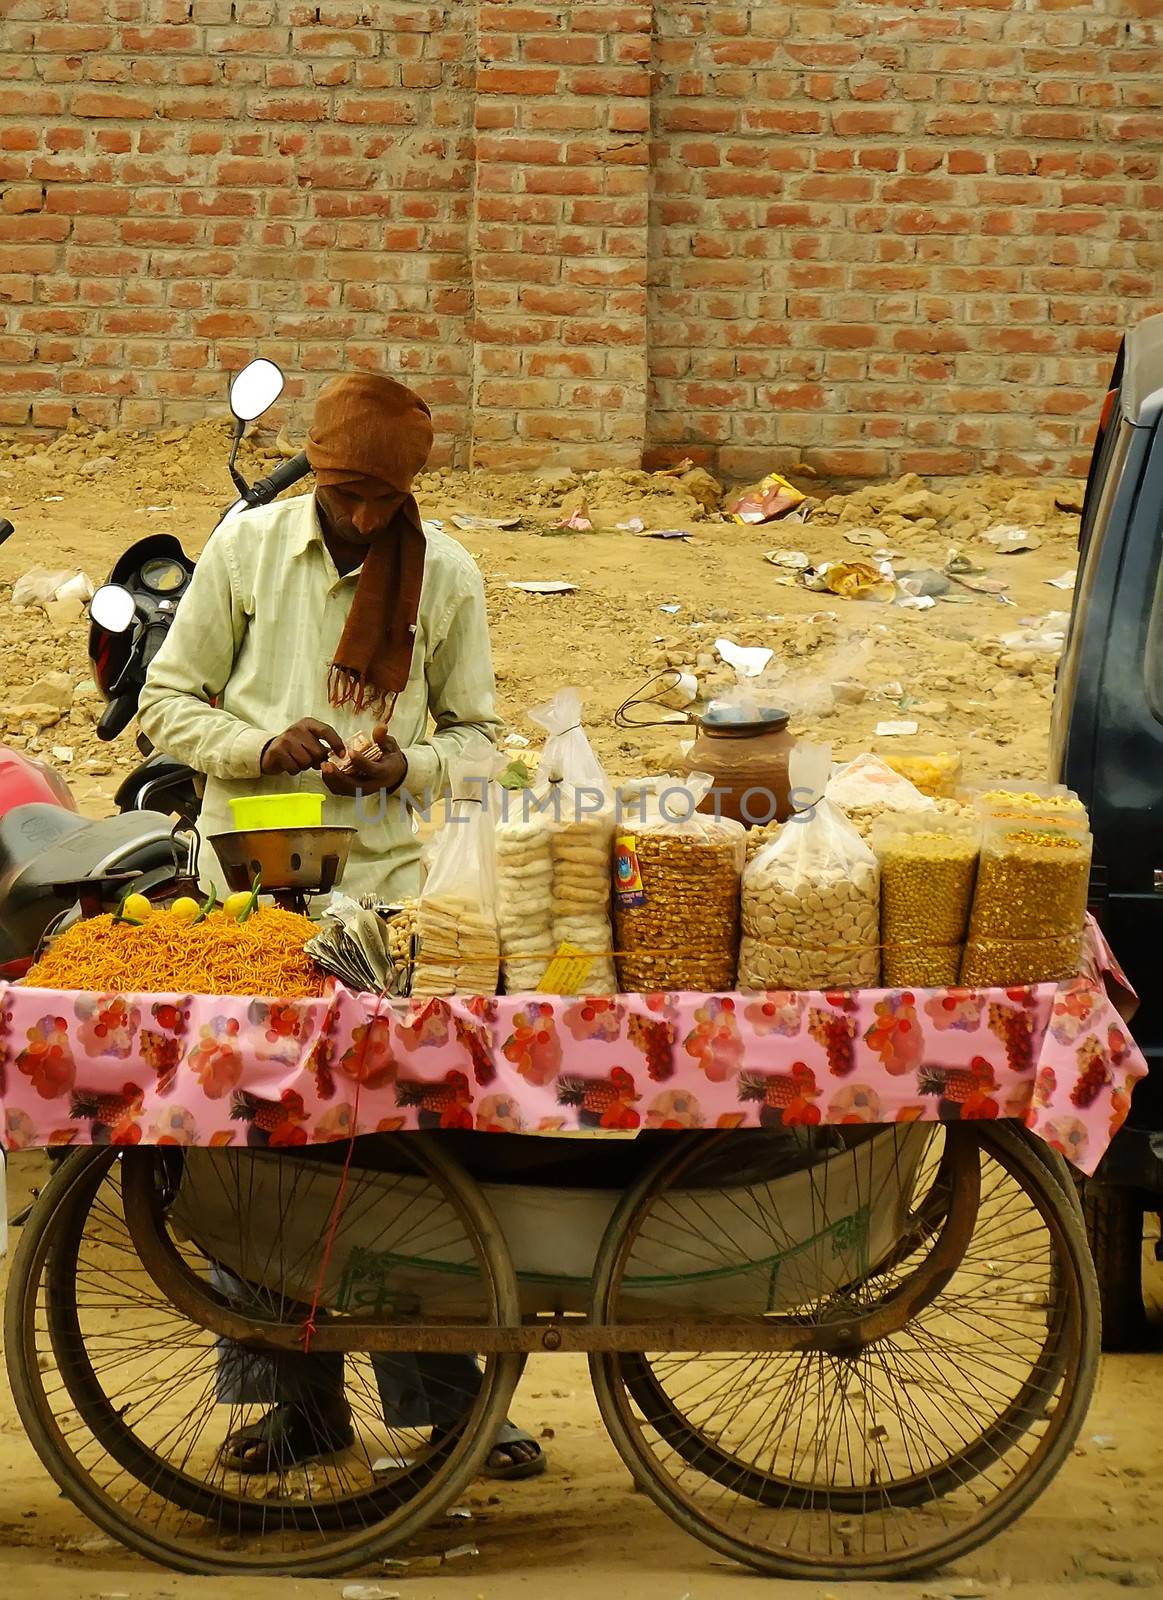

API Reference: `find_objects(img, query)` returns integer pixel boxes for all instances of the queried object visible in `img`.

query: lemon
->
[122,893,154,922]
[170,896,201,925]
[224,891,254,921]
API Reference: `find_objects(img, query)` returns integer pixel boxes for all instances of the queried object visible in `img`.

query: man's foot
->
[219,1401,355,1475]
[432,1419,547,1481]
[484,1422,546,1480]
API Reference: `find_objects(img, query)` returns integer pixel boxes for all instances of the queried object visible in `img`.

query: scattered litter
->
[371,1454,414,1474]
[616,516,645,533]
[380,1558,411,1575]
[715,638,774,678]
[950,572,1009,596]
[896,569,951,599]
[896,595,936,611]
[508,581,577,595]
[844,527,898,555]
[876,720,920,736]
[50,745,73,763]
[803,560,896,601]
[659,602,682,614]
[447,1505,473,1520]
[922,1582,987,1600]
[980,523,1041,553]
[764,548,811,571]
[443,1543,480,1563]
[43,495,64,503]
[806,610,839,623]
[503,732,530,748]
[999,622,1067,654]
[637,528,691,540]
[144,504,173,513]
[11,568,94,609]
[451,513,519,532]
[729,471,807,524]
[554,509,592,532]
[1091,1434,1118,1450]
[1046,570,1077,590]
[652,456,695,477]
[342,1586,400,1600]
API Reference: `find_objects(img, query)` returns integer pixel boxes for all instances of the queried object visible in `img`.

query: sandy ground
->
[2,427,1160,1597]
[0,419,1084,816]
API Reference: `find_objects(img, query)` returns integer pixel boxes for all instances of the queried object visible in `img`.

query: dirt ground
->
[0,417,1084,816]
[2,424,1160,1599]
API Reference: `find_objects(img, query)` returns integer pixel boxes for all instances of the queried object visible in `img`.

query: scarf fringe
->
[327,665,400,727]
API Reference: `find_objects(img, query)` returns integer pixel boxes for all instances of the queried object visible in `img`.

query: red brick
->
[478,66,560,96]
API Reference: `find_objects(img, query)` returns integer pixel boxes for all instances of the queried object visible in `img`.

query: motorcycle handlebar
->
[246,450,311,506]
[97,693,137,743]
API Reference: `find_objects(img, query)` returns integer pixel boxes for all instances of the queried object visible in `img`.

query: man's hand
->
[322,722,408,797]
[260,718,345,776]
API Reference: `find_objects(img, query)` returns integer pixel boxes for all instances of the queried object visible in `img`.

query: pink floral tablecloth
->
[0,930,1146,1174]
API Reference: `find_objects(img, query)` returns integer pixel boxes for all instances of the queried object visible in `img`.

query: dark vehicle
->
[1051,309,1163,1345]
[0,359,312,974]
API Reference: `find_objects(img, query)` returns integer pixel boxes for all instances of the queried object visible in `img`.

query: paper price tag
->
[536,942,596,996]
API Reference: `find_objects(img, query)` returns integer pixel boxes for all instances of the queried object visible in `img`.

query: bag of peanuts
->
[874,812,981,988]
[614,773,745,994]
[412,745,503,998]
[960,815,1092,988]
[495,689,616,995]
[740,745,880,991]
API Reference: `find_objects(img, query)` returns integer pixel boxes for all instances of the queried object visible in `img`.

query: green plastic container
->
[228,792,324,831]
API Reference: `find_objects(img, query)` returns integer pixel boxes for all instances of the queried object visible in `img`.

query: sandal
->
[219,1402,355,1475]
[436,1420,546,1481]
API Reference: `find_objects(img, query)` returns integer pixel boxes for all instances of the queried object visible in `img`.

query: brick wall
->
[2,0,1161,479]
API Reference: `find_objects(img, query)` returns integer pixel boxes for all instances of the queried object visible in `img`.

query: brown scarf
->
[306,372,434,716]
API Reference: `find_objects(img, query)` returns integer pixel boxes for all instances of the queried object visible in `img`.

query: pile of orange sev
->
[24,905,326,998]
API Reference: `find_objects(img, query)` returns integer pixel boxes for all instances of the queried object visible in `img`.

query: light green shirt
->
[138,493,500,900]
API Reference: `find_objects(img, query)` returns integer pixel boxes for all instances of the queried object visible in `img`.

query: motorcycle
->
[0,358,313,975]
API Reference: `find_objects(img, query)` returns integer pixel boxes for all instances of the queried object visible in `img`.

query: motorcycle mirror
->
[90,583,137,635]
[229,358,285,424]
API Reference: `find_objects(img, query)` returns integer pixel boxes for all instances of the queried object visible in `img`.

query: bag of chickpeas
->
[960,815,1092,987]
[739,745,880,992]
[874,812,981,987]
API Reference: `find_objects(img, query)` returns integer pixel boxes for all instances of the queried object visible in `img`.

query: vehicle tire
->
[1079,1178,1146,1351]
[6,1143,521,1577]
[590,1123,1100,1581]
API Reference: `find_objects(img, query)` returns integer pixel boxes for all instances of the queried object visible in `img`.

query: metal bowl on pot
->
[208,826,355,897]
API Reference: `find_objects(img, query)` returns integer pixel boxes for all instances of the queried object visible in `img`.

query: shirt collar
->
[287,493,362,584]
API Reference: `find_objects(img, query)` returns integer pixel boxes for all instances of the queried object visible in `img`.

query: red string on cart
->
[300,987,387,1354]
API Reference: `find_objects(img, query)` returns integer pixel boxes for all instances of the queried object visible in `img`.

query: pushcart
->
[5,1114,1099,1581]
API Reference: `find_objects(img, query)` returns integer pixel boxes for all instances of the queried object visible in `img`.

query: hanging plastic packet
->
[740,745,880,991]
[496,688,617,994]
[412,744,503,998]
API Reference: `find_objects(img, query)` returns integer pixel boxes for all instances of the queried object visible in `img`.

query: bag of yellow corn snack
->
[960,814,1092,988]
[874,811,982,988]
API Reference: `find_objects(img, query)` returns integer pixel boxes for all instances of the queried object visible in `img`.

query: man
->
[139,371,545,1480]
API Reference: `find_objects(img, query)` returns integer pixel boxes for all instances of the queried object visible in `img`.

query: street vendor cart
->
[0,954,1135,1581]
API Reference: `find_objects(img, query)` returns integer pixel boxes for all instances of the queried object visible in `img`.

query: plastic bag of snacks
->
[961,815,1092,987]
[875,744,963,800]
[961,781,1087,822]
[413,746,502,997]
[495,689,616,995]
[614,774,745,993]
[740,745,879,991]
[825,753,938,843]
[874,812,981,987]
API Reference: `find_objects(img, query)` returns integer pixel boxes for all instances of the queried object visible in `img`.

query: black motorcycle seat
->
[0,806,178,964]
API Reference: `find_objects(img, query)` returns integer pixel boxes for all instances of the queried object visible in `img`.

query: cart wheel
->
[1078,1178,1146,1351]
[589,1123,1099,1581]
[5,1142,521,1577]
